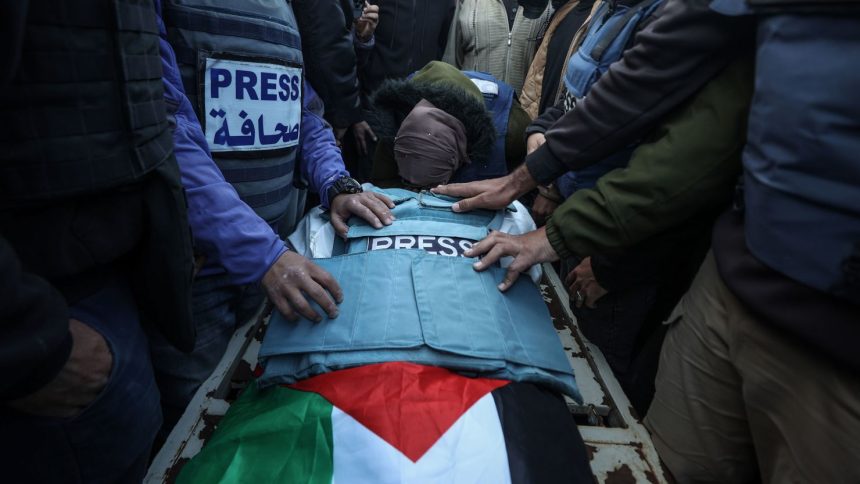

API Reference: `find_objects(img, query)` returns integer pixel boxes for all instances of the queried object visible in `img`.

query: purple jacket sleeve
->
[158,12,286,285]
[300,81,350,208]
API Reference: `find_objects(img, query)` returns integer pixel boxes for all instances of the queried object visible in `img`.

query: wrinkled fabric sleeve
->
[299,81,350,209]
[524,102,564,137]
[354,32,375,69]
[0,237,72,401]
[545,57,754,259]
[525,0,755,184]
[292,0,363,129]
[157,11,285,285]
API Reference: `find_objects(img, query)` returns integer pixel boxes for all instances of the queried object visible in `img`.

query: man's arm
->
[526,0,755,183]
[157,19,286,286]
[545,56,754,259]
[434,0,754,211]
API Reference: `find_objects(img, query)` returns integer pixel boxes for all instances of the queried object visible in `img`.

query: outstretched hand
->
[432,165,538,213]
[330,191,395,238]
[465,227,559,292]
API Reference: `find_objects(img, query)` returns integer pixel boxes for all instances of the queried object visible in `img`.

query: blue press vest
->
[259,249,581,400]
[556,0,663,199]
[453,71,515,183]
[564,0,664,98]
[742,12,860,302]
[163,0,304,230]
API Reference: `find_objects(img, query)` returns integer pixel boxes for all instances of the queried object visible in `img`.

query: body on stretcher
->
[146,188,671,483]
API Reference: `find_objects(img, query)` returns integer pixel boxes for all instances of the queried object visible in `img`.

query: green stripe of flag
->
[178,382,334,484]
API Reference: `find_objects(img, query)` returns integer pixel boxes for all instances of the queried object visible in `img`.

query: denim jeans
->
[148,271,264,437]
[0,282,161,484]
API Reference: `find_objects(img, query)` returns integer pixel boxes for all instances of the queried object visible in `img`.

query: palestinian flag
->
[178,362,591,483]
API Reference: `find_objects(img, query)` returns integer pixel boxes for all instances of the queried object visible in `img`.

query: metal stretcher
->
[145,264,670,483]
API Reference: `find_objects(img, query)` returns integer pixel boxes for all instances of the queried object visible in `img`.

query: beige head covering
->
[393,99,470,187]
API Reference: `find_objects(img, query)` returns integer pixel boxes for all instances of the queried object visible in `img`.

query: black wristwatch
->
[327,176,363,203]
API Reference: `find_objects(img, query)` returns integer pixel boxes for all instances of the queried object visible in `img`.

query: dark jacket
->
[545,57,752,260]
[524,0,755,183]
[292,0,363,129]
[0,0,195,400]
[359,0,456,99]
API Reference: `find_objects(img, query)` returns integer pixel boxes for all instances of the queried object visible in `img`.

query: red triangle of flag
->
[290,362,509,462]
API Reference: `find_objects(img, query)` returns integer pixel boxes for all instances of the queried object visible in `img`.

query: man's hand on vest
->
[330,191,395,238]
[7,319,112,418]
[465,226,559,292]
[262,252,344,323]
[432,165,538,213]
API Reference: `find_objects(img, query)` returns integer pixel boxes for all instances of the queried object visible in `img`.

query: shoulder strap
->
[590,0,663,61]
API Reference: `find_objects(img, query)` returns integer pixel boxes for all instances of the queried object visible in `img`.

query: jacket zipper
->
[504,5,518,82]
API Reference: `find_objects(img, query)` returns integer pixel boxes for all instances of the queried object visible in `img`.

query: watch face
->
[341,177,362,193]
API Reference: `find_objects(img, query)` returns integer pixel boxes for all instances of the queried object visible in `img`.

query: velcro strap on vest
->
[219,158,295,183]
[164,6,302,49]
[26,0,159,34]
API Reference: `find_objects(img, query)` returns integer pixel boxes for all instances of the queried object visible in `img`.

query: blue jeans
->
[0,282,161,484]
[148,272,263,436]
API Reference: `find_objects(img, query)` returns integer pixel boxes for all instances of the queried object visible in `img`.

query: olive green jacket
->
[545,57,754,259]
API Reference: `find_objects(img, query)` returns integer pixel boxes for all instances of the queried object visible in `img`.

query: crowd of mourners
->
[1,0,858,482]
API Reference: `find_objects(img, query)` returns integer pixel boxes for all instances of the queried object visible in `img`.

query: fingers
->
[350,200,384,229]
[362,195,394,225]
[371,191,395,209]
[451,194,484,213]
[464,231,501,259]
[330,211,349,238]
[362,195,394,224]
[284,286,323,322]
[356,130,368,156]
[472,244,508,271]
[364,124,378,143]
[498,267,522,292]
[312,265,344,304]
[565,268,577,287]
[431,180,487,198]
[303,279,340,319]
[270,291,299,322]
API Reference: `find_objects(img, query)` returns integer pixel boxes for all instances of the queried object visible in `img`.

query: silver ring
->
[574,290,585,305]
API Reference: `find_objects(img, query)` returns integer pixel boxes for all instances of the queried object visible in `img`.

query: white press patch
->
[204,57,302,152]
[366,236,475,257]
